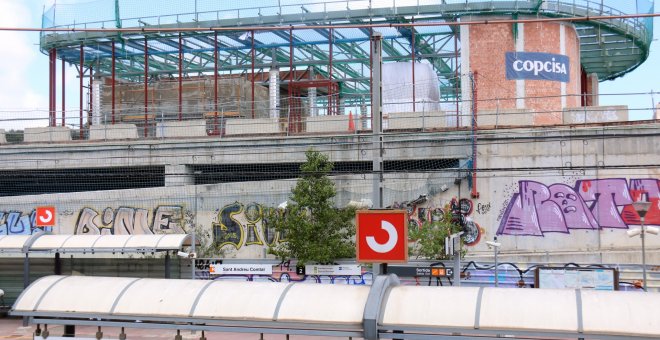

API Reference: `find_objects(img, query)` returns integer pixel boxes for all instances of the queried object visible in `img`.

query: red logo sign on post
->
[35,206,56,227]
[356,210,408,263]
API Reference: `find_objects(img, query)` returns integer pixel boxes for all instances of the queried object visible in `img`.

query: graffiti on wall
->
[75,206,186,235]
[391,196,483,246]
[497,178,660,236]
[213,202,280,250]
[0,210,53,235]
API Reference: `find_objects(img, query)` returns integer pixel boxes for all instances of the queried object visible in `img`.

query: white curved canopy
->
[0,234,193,254]
[12,275,660,339]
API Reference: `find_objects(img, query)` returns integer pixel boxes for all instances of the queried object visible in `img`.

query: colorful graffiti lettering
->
[392,196,482,246]
[0,210,52,235]
[497,178,660,236]
[75,206,186,235]
[212,202,280,250]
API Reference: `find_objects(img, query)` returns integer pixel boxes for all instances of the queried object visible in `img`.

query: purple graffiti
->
[498,178,660,236]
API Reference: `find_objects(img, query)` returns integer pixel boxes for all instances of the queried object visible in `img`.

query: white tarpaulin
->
[382,62,440,114]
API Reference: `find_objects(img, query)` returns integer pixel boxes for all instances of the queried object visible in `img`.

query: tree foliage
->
[409,207,464,260]
[268,149,356,265]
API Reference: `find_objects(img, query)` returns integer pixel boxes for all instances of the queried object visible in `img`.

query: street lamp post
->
[487,238,502,287]
[628,201,658,291]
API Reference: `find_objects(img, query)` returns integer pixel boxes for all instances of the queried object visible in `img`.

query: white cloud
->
[0,1,49,129]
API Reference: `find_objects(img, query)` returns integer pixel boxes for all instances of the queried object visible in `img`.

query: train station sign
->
[356,210,408,263]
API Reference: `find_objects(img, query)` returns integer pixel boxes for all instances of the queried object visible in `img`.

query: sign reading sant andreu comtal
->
[505,52,570,83]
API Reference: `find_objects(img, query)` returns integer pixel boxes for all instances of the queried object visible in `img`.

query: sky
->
[0,0,657,130]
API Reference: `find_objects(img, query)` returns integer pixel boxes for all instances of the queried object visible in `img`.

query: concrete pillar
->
[339,97,346,116]
[360,97,368,130]
[308,87,317,117]
[165,164,194,187]
[269,69,280,119]
[655,103,660,120]
[586,73,599,107]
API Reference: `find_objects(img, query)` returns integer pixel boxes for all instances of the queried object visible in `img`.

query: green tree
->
[268,149,356,265]
[409,207,464,260]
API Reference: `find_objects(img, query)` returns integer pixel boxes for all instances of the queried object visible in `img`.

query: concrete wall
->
[156,120,207,138]
[23,127,72,143]
[89,124,139,141]
[477,109,533,127]
[306,115,350,133]
[563,105,629,124]
[1,124,658,265]
[225,118,280,136]
[386,111,447,130]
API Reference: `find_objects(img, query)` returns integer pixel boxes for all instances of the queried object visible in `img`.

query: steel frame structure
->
[40,0,653,126]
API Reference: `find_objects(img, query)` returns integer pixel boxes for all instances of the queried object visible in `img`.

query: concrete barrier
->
[156,120,207,138]
[306,115,351,133]
[89,124,139,141]
[477,109,534,127]
[23,127,72,143]
[0,129,6,144]
[387,111,447,130]
[225,118,280,136]
[563,105,629,124]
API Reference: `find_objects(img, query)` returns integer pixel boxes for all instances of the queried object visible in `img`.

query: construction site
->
[0,2,659,337]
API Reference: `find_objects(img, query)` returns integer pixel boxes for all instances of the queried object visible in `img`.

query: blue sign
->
[506,52,570,83]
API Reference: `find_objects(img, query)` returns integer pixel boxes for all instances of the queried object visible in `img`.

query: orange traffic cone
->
[348,111,355,132]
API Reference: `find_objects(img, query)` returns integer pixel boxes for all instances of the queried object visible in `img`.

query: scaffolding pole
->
[49,49,57,127]
[178,33,183,121]
[89,65,93,127]
[144,36,149,137]
[111,40,116,125]
[79,44,84,139]
[329,27,333,115]
[251,30,255,119]
[288,27,293,118]
[411,17,416,113]
[214,31,218,132]
[61,58,65,126]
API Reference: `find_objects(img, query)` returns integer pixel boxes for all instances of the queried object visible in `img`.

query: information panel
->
[535,267,618,291]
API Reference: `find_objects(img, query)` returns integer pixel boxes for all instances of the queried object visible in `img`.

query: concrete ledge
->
[478,109,534,127]
[306,115,352,133]
[89,124,139,140]
[0,129,6,144]
[563,105,629,124]
[387,111,447,130]
[23,127,72,143]
[225,118,280,136]
[157,120,207,138]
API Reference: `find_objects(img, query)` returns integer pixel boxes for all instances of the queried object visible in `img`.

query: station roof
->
[11,274,660,339]
[0,234,193,254]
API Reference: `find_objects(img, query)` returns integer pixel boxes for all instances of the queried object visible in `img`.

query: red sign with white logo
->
[356,210,408,263]
[35,206,56,227]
